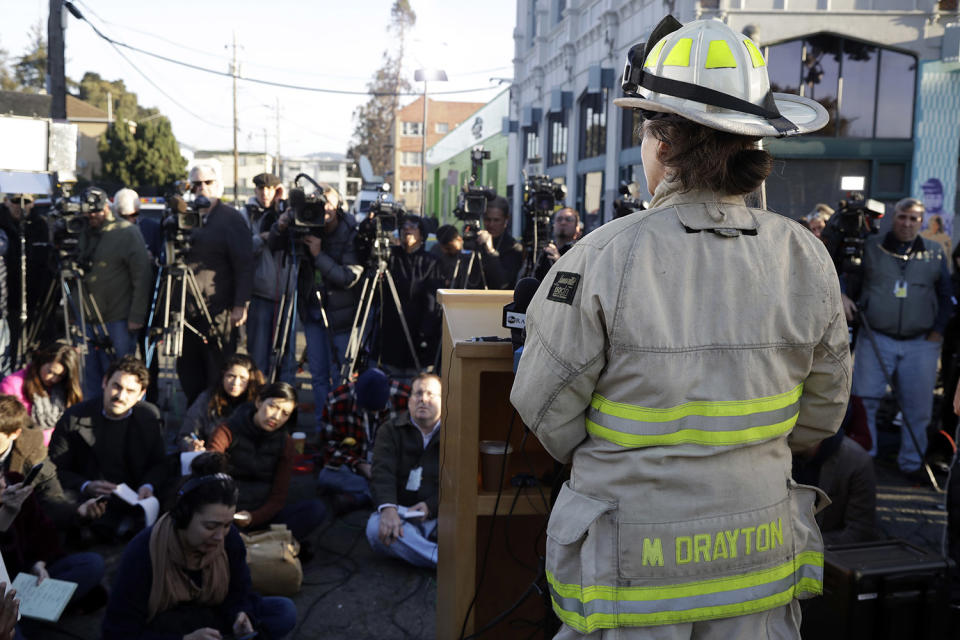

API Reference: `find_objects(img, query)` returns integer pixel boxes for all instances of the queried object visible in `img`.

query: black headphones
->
[170,473,237,528]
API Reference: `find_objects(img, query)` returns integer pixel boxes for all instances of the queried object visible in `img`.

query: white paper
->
[180,451,203,475]
[405,466,422,492]
[11,573,77,622]
[0,550,10,586]
[113,484,160,526]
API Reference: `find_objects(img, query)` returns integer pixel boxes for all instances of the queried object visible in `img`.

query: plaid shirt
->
[320,379,410,470]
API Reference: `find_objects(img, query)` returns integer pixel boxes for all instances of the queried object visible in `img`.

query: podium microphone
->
[503,277,540,369]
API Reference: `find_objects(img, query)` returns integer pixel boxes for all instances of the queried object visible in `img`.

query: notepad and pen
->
[112,483,160,527]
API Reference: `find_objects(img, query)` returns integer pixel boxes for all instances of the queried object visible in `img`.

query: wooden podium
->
[436,289,554,640]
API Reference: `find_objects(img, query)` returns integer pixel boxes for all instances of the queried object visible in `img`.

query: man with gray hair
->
[842,197,953,480]
[176,163,253,404]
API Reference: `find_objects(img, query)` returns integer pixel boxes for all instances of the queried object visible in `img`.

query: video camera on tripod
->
[521,173,567,259]
[357,184,404,266]
[161,190,206,264]
[613,181,648,220]
[822,176,885,277]
[453,146,495,244]
[48,183,105,262]
[288,173,333,233]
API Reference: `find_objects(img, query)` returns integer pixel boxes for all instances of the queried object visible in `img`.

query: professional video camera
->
[357,184,404,266]
[453,146,495,243]
[613,181,648,219]
[161,193,206,263]
[521,173,567,257]
[47,184,104,258]
[822,176,885,277]
[288,173,331,231]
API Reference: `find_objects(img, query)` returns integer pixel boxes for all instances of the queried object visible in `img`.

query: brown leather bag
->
[241,524,302,596]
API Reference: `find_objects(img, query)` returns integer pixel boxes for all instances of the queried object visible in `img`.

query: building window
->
[577,170,605,233]
[579,89,607,160]
[401,180,420,194]
[401,151,423,166]
[435,122,449,134]
[621,108,642,149]
[556,0,566,23]
[765,33,916,139]
[524,126,540,164]
[529,0,538,47]
[402,122,423,136]
[548,111,568,166]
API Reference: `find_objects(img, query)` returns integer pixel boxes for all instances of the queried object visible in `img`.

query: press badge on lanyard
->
[894,280,908,298]
[406,466,422,492]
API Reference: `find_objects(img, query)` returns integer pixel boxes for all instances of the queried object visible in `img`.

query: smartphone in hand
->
[22,463,43,487]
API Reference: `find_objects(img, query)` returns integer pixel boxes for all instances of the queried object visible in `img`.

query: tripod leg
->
[339,275,374,384]
[382,268,422,371]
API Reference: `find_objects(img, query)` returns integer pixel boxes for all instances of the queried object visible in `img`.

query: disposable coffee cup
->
[292,432,306,455]
[479,440,514,492]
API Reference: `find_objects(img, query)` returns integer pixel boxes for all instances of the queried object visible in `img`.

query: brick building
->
[394,96,484,214]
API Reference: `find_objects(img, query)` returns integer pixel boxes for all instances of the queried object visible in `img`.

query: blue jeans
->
[271,498,328,542]
[303,310,348,430]
[852,331,940,471]
[247,296,297,383]
[365,512,438,568]
[83,320,135,398]
[255,596,297,640]
[48,552,105,602]
[316,464,371,503]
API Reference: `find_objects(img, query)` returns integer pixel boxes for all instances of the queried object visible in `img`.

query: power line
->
[65,2,506,97]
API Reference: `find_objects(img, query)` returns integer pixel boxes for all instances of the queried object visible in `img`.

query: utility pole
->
[48,0,67,120]
[231,32,239,205]
[275,97,281,179]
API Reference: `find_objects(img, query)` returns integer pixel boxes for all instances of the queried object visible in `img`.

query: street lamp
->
[414,68,447,216]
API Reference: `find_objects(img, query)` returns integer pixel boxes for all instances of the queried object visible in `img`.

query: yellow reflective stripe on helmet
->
[586,414,798,447]
[547,551,823,632]
[644,39,667,68]
[663,38,693,67]
[743,39,766,68]
[705,40,738,69]
[591,384,803,423]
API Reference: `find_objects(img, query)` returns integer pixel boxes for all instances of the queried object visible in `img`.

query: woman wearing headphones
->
[101,452,296,640]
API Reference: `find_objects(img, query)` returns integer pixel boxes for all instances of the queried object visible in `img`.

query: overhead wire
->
[65,2,507,98]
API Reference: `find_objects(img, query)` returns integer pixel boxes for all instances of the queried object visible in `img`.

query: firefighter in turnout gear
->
[510,16,851,639]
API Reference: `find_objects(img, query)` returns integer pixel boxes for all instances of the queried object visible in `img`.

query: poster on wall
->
[919,178,952,258]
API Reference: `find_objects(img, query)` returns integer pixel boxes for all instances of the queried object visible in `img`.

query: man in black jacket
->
[272,184,362,428]
[48,356,165,539]
[482,196,523,288]
[365,373,440,568]
[377,215,441,376]
[533,207,581,281]
[177,163,254,404]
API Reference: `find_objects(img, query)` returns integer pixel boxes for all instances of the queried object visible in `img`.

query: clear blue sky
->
[2,0,517,156]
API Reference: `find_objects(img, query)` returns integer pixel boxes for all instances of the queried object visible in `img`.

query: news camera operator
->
[430,224,505,289]
[840,197,952,479]
[483,196,523,288]
[75,187,153,398]
[271,182,362,429]
[533,207,581,282]
[177,164,253,405]
[244,173,297,382]
[373,215,442,377]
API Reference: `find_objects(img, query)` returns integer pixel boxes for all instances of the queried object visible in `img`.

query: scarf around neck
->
[147,512,231,621]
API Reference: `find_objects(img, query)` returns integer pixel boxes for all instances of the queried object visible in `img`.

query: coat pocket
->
[545,482,618,633]
[790,481,828,600]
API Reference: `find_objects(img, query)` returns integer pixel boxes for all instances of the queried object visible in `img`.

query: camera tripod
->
[144,247,222,366]
[265,244,307,384]
[25,253,114,379]
[339,251,422,385]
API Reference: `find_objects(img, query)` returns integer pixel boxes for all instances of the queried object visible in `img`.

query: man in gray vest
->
[843,197,953,479]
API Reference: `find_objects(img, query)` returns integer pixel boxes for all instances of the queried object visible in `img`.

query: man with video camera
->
[482,196,523,288]
[244,172,296,382]
[177,163,253,405]
[76,187,153,398]
[273,182,362,429]
[430,224,505,289]
[842,197,953,480]
[533,207,581,281]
